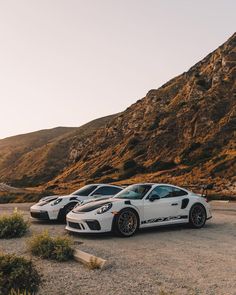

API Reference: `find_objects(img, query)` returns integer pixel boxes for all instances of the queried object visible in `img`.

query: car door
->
[142,185,187,227]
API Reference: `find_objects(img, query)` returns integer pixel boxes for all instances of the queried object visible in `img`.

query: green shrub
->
[0,191,53,204]
[149,161,177,172]
[134,148,146,157]
[29,231,74,262]
[91,165,117,178]
[0,210,29,239]
[119,159,145,180]
[0,253,41,295]
[123,159,137,171]
[181,142,201,157]
[148,117,160,131]
[9,290,33,295]
[127,137,140,149]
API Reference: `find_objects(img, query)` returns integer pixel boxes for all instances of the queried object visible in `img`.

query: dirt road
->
[0,202,235,295]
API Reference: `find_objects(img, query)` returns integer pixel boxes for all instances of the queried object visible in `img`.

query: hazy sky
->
[0,0,235,139]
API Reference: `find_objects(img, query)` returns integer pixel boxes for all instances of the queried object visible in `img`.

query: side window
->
[172,187,188,197]
[148,186,188,199]
[148,186,173,199]
[91,186,122,196]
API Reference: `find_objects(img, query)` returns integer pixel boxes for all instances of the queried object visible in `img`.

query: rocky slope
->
[0,115,116,187]
[0,33,235,197]
[50,33,236,195]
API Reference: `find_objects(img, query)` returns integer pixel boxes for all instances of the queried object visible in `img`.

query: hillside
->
[0,115,117,187]
[0,33,235,197]
[49,33,236,195]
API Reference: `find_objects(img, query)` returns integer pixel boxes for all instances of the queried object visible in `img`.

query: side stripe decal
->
[141,215,188,225]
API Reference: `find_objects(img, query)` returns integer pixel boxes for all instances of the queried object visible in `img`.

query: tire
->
[58,202,77,223]
[113,208,139,237]
[189,203,207,228]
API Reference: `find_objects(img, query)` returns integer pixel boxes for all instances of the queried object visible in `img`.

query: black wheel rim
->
[191,205,206,227]
[118,211,137,236]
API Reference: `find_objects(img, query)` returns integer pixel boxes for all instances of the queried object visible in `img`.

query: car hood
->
[37,194,74,206]
[72,197,122,213]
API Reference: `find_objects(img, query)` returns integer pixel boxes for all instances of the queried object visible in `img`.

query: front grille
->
[86,220,101,231]
[30,211,49,220]
[68,222,82,230]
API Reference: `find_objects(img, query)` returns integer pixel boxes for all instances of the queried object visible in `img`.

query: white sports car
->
[66,183,212,237]
[30,184,122,222]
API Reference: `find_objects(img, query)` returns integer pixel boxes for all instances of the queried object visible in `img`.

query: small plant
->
[28,231,74,262]
[149,161,176,172]
[0,252,41,295]
[127,137,140,149]
[123,159,137,171]
[88,257,101,270]
[119,159,145,180]
[91,165,116,178]
[0,209,29,239]
[9,289,33,295]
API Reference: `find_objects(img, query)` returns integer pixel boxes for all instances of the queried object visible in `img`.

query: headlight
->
[51,198,62,206]
[97,203,112,214]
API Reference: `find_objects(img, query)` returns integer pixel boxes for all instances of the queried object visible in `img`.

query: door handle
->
[171,203,178,206]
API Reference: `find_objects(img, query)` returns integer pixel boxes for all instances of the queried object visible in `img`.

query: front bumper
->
[30,210,50,220]
[30,204,59,220]
[206,204,212,220]
[66,211,113,233]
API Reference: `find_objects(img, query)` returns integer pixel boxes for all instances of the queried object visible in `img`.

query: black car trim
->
[30,211,50,220]
[73,200,112,213]
[141,215,188,225]
[181,198,190,209]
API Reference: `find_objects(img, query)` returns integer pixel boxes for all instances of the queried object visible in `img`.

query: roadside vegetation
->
[0,252,41,295]
[28,231,74,262]
[0,191,52,204]
[0,210,29,239]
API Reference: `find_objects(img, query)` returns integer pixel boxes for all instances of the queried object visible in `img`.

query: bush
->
[148,117,160,131]
[127,137,140,149]
[119,159,145,180]
[181,142,201,157]
[9,290,34,295]
[149,161,177,172]
[0,253,41,295]
[0,210,29,239]
[0,191,53,204]
[91,165,117,178]
[28,231,74,262]
[123,159,137,171]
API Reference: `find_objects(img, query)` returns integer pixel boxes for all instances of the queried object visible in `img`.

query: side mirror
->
[149,194,161,202]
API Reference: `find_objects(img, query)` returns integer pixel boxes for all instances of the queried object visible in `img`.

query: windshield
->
[72,185,98,196]
[115,184,152,200]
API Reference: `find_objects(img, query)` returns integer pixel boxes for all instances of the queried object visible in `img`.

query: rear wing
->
[183,184,214,198]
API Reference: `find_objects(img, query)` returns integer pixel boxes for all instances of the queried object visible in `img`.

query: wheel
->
[189,204,207,228]
[113,209,139,237]
[58,202,77,223]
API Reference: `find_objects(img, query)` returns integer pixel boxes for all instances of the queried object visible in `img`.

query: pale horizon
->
[0,0,235,139]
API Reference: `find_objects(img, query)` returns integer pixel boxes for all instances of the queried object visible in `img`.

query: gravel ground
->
[0,202,236,295]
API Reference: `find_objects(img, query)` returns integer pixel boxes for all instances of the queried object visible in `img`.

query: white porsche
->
[30,184,122,222]
[66,183,212,237]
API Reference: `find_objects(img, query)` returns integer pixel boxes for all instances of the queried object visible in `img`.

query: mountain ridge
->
[49,32,235,195]
[0,33,235,197]
[0,114,117,187]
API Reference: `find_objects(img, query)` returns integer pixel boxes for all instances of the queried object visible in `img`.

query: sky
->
[0,0,235,139]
